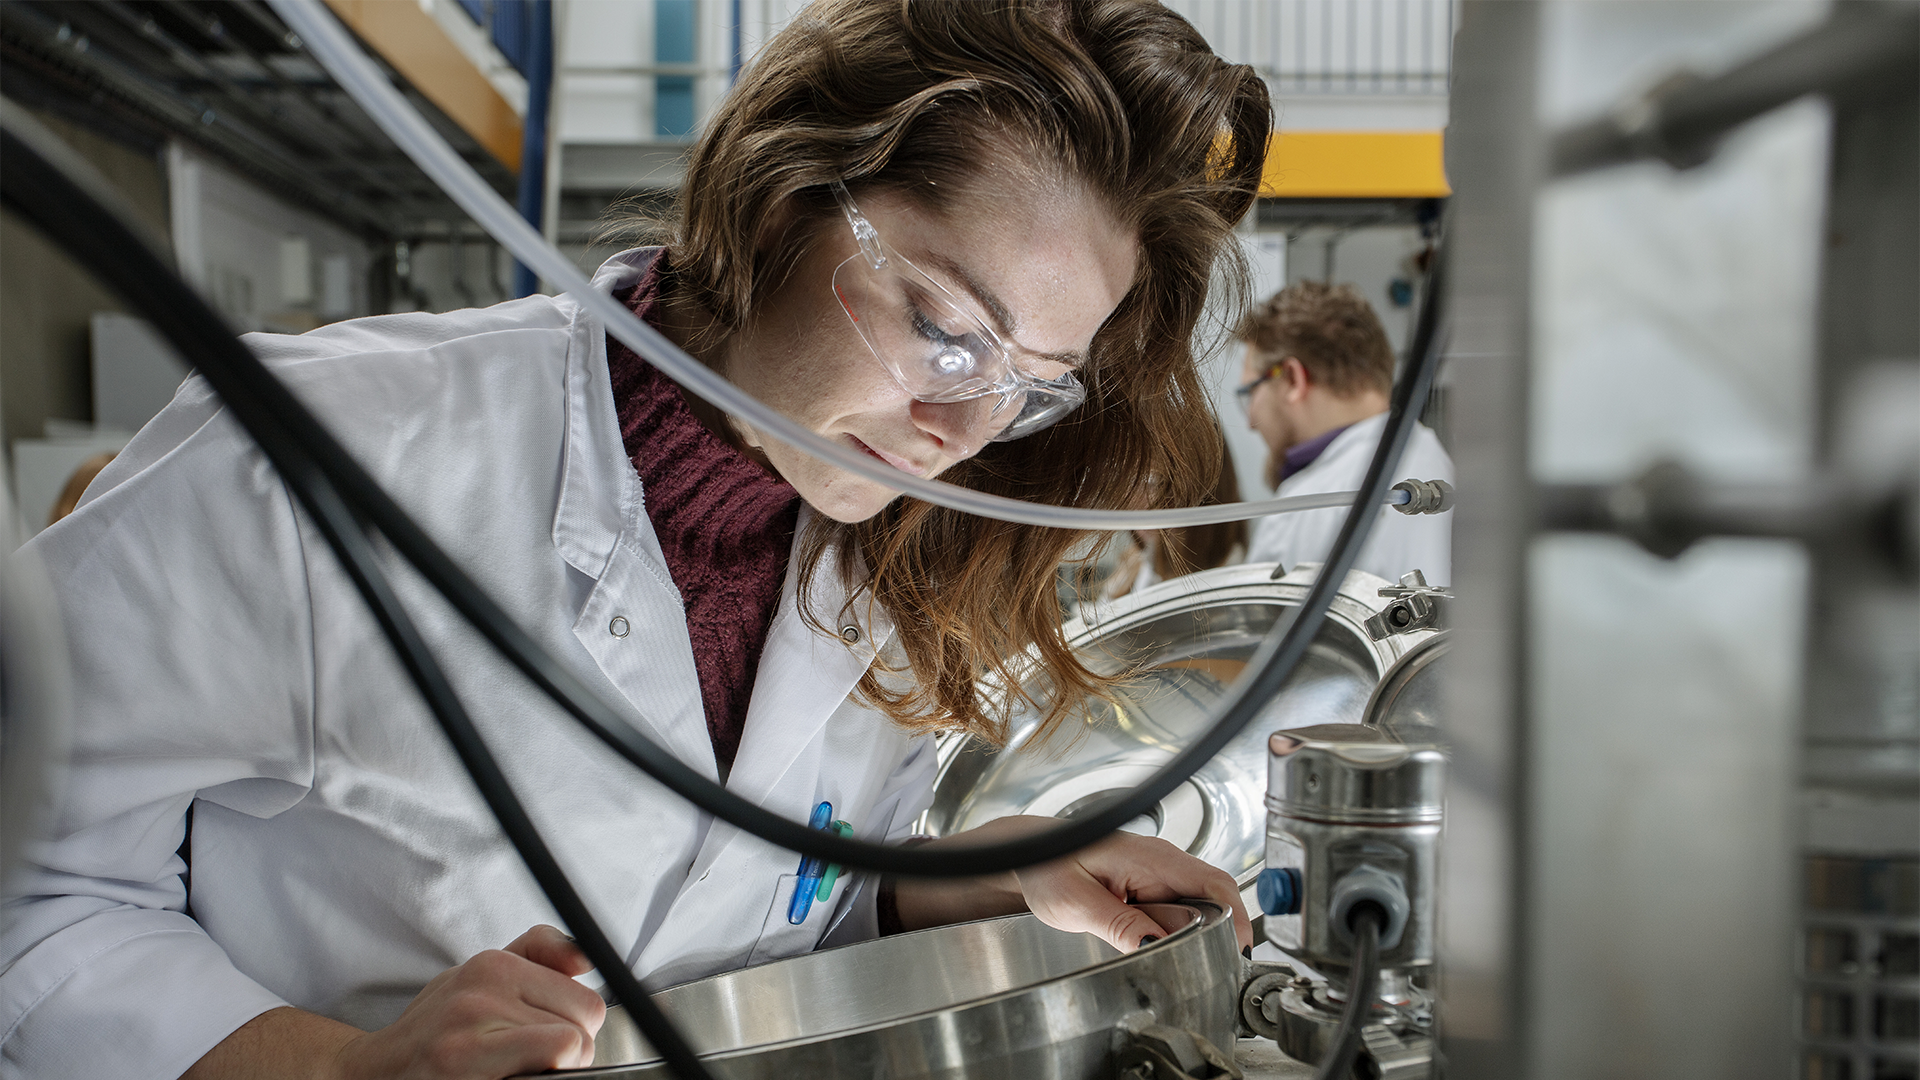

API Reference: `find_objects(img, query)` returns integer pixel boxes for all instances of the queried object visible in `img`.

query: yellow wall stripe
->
[1261,131,1451,199]
[323,0,523,172]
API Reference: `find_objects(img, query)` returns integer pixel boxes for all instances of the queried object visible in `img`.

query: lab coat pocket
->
[747,874,823,967]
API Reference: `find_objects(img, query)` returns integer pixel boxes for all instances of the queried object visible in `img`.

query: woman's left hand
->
[891,815,1254,954]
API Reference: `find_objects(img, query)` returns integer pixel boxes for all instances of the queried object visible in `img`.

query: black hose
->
[288,468,717,1080]
[0,106,1454,880]
[1316,906,1385,1080]
[0,117,720,1080]
[2,103,1442,1080]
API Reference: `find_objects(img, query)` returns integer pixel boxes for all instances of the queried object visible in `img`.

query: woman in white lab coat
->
[0,3,1270,1078]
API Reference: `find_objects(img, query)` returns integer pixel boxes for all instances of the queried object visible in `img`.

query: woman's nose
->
[907,397,1002,459]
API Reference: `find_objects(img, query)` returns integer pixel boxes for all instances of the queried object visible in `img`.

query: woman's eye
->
[909,305,972,349]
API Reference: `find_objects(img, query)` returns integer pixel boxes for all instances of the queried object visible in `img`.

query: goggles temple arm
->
[829,179,888,271]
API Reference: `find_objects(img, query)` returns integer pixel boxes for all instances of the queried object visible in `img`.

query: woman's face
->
[721,179,1138,523]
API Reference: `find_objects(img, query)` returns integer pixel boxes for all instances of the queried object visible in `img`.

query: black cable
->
[0,101,1444,879]
[0,116,720,1080]
[1316,907,1385,1080]
[287,468,719,1080]
[5,96,1447,1079]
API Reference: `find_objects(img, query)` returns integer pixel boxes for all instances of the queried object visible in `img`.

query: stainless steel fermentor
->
[552,900,1241,1079]
[919,563,1434,903]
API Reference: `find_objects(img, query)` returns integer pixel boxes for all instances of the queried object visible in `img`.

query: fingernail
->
[1139,935,1160,948]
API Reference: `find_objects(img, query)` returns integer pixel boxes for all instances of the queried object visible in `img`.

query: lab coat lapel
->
[548,247,717,777]
[723,506,894,807]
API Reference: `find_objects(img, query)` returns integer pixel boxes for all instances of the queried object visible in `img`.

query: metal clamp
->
[1116,1015,1244,1080]
[1365,571,1452,640]
[1261,978,1436,1079]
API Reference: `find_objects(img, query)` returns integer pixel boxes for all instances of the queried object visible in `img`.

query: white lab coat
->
[0,251,937,1080]
[1244,411,1455,585]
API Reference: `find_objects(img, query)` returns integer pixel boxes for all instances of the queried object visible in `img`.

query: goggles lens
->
[831,250,1086,443]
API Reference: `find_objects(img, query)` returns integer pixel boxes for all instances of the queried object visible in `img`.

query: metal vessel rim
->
[576,900,1229,1074]
[1361,630,1452,730]
[1063,562,1402,652]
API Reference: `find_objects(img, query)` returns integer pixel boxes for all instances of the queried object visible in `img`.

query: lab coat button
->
[609,616,631,638]
[839,625,861,644]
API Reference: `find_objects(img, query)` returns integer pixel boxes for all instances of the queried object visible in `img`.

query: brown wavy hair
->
[650,0,1269,746]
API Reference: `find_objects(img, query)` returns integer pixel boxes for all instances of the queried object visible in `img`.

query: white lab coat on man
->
[0,251,936,1080]
[1244,411,1454,584]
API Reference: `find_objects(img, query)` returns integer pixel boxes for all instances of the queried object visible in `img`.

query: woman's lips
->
[848,435,927,476]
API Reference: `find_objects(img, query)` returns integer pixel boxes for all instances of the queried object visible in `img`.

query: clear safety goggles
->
[828,180,1087,443]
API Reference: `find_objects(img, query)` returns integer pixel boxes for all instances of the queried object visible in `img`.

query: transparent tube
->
[268,0,1411,531]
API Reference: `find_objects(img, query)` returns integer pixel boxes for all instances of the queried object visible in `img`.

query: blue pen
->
[787,801,833,924]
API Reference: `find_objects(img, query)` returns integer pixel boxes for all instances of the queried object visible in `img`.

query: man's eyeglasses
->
[828,180,1086,443]
[1233,362,1286,410]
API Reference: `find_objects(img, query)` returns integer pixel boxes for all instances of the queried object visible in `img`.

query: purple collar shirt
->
[1279,423,1352,484]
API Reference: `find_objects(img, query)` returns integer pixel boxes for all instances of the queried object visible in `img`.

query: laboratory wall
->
[0,110,168,455]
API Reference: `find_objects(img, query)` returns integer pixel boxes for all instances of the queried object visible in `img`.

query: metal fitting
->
[1365,571,1452,640]
[1391,478,1454,516]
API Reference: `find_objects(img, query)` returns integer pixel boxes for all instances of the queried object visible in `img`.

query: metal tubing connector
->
[1391,479,1454,515]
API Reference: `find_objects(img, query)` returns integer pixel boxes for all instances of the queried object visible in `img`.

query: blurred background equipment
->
[1443,2,1918,1078]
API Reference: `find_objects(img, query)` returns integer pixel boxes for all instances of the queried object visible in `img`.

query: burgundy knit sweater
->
[605,262,800,776]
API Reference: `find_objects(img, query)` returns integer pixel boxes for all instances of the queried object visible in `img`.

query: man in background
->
[1236,281,1453,584]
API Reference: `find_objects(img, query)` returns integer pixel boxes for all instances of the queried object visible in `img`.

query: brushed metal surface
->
[922,564,1422,891]
[1362,631,1450,746]
[1264,728,1445,972]
[552,900,1241,1079]
[1265,728,1446,825]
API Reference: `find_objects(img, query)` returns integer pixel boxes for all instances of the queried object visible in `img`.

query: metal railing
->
[556,0,1456,155]
[733,0,1460,97]
[1166,0,1455,97]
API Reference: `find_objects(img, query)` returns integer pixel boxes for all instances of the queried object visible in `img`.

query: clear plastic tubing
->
[268,0,1410,531]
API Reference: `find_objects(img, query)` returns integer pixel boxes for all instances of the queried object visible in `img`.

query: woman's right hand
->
[335,924,607,1080]
[182,924,606,1080]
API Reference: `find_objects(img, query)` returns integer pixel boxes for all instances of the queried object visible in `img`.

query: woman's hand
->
[181,925,606,1080]
[335,924,606,1079]
[891,816,1254,954]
